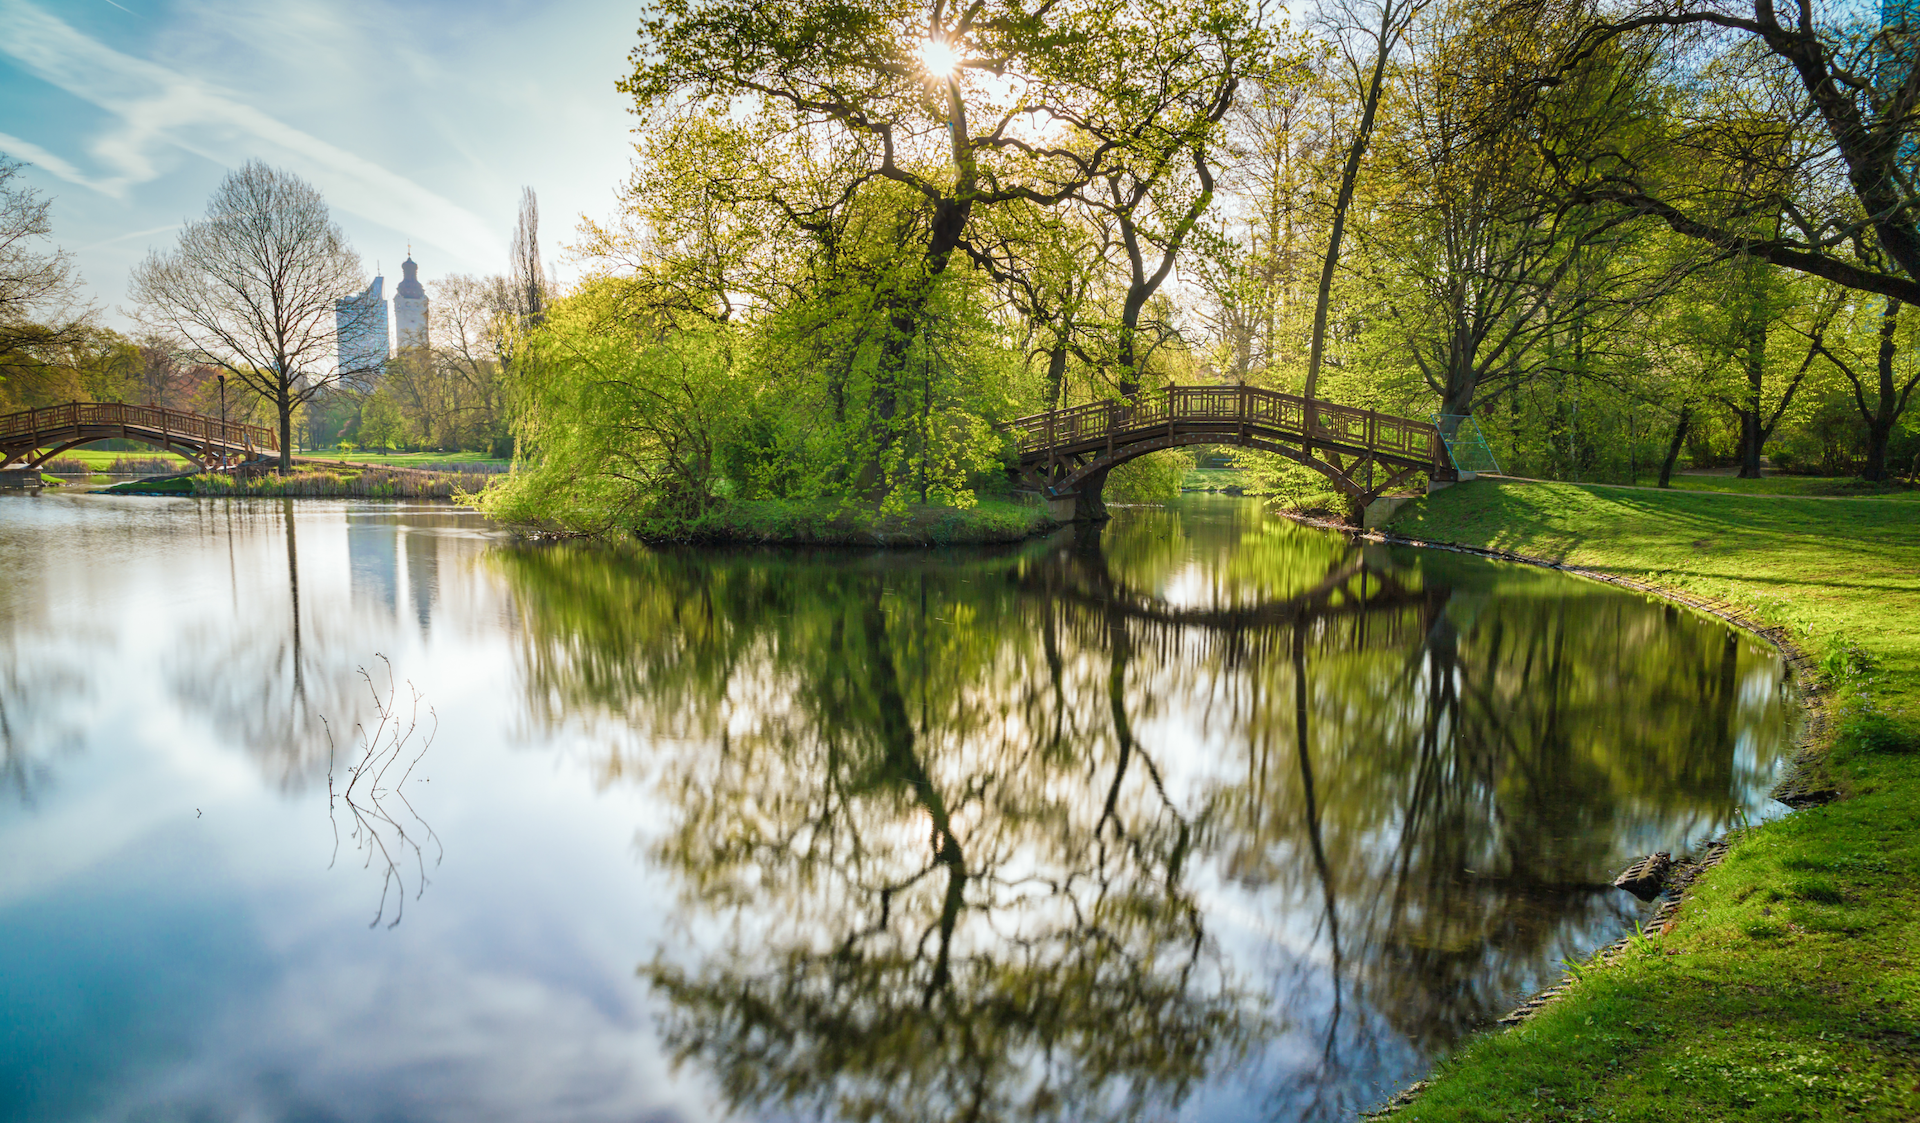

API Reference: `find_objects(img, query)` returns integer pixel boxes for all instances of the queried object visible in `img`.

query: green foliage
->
[478,278,747,535]
[355,389,411,452]
[1838,711,1918,756]
[1102,449,1192,503]
[1231,449,1347,513]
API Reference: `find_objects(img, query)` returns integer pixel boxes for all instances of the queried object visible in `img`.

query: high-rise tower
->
[334,273,389,383]
[394,253,430,351]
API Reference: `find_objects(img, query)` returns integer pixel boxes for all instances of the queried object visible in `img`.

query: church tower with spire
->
[394,250,430,351]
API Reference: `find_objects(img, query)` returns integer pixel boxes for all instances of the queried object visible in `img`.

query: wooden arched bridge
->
[1003,385,1453,520]
[0,402,276,470]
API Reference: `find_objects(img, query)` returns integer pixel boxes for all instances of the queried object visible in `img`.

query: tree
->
[1811,294,1920,481]
[131,161,378,471]
[507,186,547,329]
[1563,0,1920,305]
[1189,63,1333,389]
[624,0,1266,494]
[1302,0,1430,401]
[0,155,90,394]
[1346,0,1667,423]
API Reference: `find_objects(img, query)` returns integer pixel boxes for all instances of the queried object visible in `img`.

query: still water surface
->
[0,493,1792,1122]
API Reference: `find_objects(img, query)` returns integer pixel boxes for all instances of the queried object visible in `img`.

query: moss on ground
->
[1383,479,1920,1122]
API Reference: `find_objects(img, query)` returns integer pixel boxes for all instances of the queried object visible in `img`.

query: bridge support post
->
[1047,467,1110,523]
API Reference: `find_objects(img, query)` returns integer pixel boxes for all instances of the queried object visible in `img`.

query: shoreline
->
[1277,478,1920,1120]
[1282,508,1837,1116]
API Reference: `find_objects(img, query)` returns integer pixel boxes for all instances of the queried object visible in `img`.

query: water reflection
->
[494,500,1789,1121]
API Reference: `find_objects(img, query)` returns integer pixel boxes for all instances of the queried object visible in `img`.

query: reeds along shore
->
[41,456,184,476]
[179,466,493,499]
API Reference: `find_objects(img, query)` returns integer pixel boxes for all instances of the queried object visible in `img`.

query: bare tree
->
[508,186,546,328]
[0,156,90,387]
[131,161,378,471]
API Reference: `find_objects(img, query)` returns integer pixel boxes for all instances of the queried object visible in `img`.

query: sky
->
[0,0,643,328]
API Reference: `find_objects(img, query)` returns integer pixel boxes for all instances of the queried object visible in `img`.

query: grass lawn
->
[305,449,509,468]
[1382,478,1920,1121]
[40,448,191,469]
[1657,474,1920,500]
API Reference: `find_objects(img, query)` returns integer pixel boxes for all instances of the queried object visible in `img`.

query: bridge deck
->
[0,402,277,468]
[1006,385,1442,468]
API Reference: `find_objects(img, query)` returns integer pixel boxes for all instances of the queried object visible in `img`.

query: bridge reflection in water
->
[491,498,1789,1123]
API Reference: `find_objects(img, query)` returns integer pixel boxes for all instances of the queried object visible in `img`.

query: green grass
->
[306,449,509,469]
[1653,474,1920,499]
[100,464,492,499]
[660,497,1056,547]
[37,448,191,470]
[1385,479,1920,1121]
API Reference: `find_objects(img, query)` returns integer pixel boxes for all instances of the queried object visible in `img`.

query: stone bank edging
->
[1277,515,1838,1119]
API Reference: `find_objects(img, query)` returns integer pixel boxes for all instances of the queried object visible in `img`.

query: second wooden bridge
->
[1004,385,1454,520]
[0,402,276,471]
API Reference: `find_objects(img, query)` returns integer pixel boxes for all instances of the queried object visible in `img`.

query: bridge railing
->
[1004,385,1441,464]
[0,402,278,453]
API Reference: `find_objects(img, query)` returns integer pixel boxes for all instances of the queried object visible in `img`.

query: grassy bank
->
[41,451,190,475]
[304,450,509,471]
[1380,479,1920,1121]
[1661,474,1920,499]
[101,465,490,499]
[641,497,1056,547]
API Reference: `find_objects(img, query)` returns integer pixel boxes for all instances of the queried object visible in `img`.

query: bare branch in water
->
[324,655,442,928]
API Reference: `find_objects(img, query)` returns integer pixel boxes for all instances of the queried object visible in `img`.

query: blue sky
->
[0,0,642,326]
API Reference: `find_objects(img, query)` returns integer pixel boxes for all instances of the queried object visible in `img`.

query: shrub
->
[1838,711,1918,755]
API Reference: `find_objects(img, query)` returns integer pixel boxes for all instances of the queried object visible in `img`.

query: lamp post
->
[218,374,227,470]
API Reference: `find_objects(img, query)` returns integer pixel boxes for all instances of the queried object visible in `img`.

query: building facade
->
[394,255,430,351]
[334,274,389,384]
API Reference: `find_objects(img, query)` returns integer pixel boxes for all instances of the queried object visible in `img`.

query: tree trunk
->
[1737,408,1763,478]
[1305,2,1402,401]
[277,382,293,474]
[1863,298,1901,482]
[1044,338,1068,411]
[1439,354,1477,421]
[1737,295,1767,478]
[1658,407,1690,488]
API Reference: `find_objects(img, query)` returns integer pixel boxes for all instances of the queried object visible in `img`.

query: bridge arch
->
[22,435,209,470]
[1,402,274,472]
[1001,385,1453,522]
[1039,433,1370,520]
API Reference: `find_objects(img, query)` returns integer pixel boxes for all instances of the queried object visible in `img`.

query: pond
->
[0,492,1794,1122]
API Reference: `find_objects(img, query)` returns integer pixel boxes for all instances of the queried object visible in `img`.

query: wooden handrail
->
[0,401,278,452]
[1001,385,1440,463]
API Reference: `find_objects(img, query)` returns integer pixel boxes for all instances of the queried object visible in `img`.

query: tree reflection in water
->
[492,504,1789,1123]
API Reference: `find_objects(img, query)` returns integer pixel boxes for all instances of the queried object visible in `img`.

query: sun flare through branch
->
[919,36,959,77]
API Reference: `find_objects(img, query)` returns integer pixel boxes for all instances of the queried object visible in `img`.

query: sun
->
[919,36,959,77]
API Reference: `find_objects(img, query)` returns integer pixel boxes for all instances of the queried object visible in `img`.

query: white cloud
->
[0,126,133,194]
[0,0,497,262]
